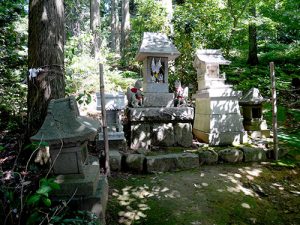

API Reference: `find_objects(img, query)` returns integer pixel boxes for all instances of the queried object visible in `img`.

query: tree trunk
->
[27,0,65,137]
[90,0,101,56]
[115,0,120,54]
[247,6,259,66]
[121,0,130,55]
[111,0,117,51]
[161,0,173,34]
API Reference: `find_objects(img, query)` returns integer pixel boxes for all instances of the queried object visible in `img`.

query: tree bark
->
[247,6,259,65]
[111,0,117,51]
[121,0,130,55]
[90,0,101,56]
[27,0,65,137]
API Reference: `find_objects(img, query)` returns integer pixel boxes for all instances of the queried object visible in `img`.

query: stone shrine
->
[31,96,108,224]
[127,32,194,149]
[193,49,244,145]
[96,92,126,150]
[239,88,270,138]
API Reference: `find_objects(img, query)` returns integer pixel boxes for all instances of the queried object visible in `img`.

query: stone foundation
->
[128,107,194,149]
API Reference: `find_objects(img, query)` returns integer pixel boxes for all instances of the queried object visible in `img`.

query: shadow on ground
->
[107,163,300,225]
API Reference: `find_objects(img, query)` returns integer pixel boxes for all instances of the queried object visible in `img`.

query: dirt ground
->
[106,163,300,225]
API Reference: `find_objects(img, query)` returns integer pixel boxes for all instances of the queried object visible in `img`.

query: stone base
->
[109,151,122,171]
[193,128,243,146]
[146,153,199,173]
[143,92,174,107]
[131,122,193,149]
[53,164,100,196]
[54,175,108,225]
[128,107,194,149]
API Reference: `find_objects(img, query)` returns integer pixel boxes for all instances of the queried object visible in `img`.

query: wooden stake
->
[99,63,110,176]
[270,62,278,160]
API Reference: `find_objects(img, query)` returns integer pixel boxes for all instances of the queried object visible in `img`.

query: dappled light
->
[111,183,181,225]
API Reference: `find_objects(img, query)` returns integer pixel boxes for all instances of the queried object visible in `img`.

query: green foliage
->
[0,1,27,129]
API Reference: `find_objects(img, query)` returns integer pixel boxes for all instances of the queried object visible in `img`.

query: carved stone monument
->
[31,96,108,223]
[239,88,270,138]
[193,49,244,145]
[127,32,194,149]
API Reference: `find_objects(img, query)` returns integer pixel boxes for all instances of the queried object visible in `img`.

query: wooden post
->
[270,62,278,160]
[99,63,110,176]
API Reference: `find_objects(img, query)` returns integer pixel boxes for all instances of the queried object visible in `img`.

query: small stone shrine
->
[127,32,194,149]
[96,91,126,150]
[31,96,108,224]
[239,88,270,138]
[193,49,244,145]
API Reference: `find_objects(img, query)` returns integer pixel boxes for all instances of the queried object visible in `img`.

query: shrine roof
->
[136,32,180,61]
[239,88,266,105]
[194,49,231,65]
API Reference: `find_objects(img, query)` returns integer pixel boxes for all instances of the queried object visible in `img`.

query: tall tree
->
[110,0,118,51]
[90,0,101,56]
[247,5,259,65]
[27,0,65,137]
[121,0,130,55]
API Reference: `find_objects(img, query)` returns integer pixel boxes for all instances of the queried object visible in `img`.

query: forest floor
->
[106,162,300,225]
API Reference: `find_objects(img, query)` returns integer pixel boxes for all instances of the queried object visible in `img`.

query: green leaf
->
[26,194,41,205]
[0,146,5,151]
[49,181,60,190]
[36,185,52,196]
[42,197,51,207]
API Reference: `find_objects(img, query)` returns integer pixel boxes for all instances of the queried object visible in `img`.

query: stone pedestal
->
[128,107,194,149]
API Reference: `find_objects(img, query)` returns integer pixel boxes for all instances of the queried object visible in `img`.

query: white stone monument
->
[193,49,244,145]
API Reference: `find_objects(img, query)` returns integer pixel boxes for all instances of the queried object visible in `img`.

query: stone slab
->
[53,164,100,196]
[130,124,151,149]
[218,148,243,163]
[193,113,244,133]
[146,153,199,173]
[193,128,243,146]
[174,123,193,147]
[55,175,108,225]
[125,154,145,172]
[143,92,174,107]
[240,147,267,162]
[143,82,169,93]
[109,151,122,171]
[195,87,241,98]
[198,150,218,165]
[195,98,240,114]
[129,107,194,122]
[152,123,175,146]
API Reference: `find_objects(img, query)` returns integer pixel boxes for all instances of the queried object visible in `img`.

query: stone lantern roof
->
[136,32,180,61]
[194,49,231,65]
[239,88,266,105]
[31,96,99,145]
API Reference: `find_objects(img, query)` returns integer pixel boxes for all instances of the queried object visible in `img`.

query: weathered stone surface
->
[126,154,145,172]
[193,129,243,146]
[109,151,122,171]
[146,153,199,173]
[131,124,151,149]
[129,107,194,122]
[53,165,100,196]
[198,150,218,165]
[240,147,267,162]
[174,123,193,147]
[218,148,243,163]
[152,123,175,146]
[143,92,174,107]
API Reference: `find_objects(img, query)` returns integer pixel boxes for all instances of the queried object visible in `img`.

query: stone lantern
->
[31,96,107,223]
[239,88,270,138]
[193,49,245,145]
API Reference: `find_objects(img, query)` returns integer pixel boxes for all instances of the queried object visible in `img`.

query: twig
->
[45,138,63,179]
